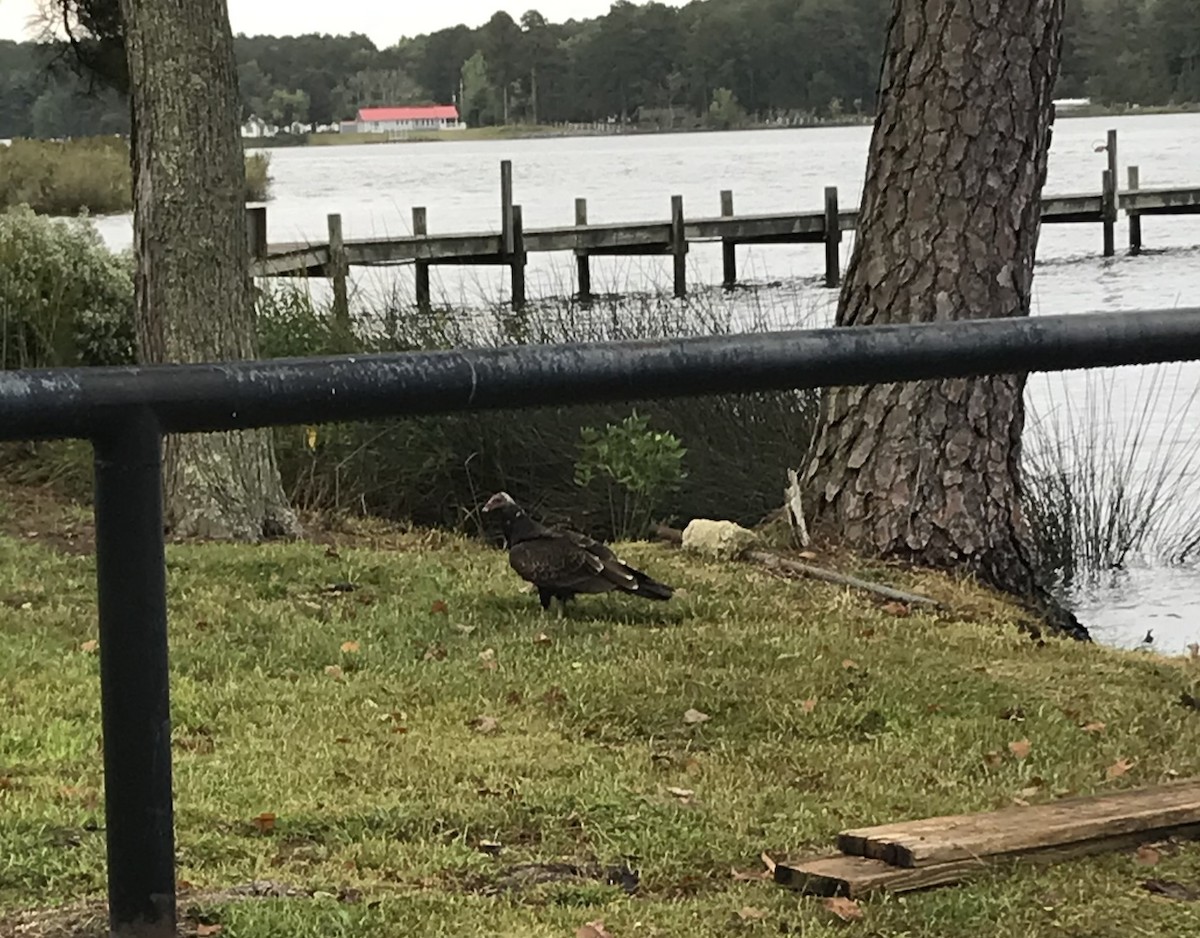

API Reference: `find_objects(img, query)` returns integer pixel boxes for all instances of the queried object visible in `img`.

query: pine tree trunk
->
[120,0,299,541]
[803,0,1086,639]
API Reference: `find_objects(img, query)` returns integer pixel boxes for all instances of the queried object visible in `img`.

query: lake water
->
[88,114,1200,654]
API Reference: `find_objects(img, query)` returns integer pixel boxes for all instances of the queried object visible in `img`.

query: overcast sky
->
[1,1,680,46]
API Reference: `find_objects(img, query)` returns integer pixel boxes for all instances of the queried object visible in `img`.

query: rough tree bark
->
[119,0,299,540]
[803,0,1087,639]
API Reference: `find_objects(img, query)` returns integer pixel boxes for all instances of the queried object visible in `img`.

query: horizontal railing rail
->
[5,307,1200,443]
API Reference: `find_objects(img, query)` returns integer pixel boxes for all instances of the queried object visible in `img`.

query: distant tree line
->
[1,0,1196,139]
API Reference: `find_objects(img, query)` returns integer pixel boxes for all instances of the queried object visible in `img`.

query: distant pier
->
[248,129,1200,315]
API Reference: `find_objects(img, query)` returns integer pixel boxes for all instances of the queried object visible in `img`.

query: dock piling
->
[327,213,350,326]
[1102,170,1116,257]
[1102,129,1118,257]
[574,197,592,302]
[501,160,515,256]
[1127,166,1142,255]
[671,195,687,299]
[720,189,737,289]
[823,187,841,288]
[511,204,527,311]
[413,207,431,310]
[246,206,267,262]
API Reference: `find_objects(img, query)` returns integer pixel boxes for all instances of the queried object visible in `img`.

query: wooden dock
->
[248,129,1200,316]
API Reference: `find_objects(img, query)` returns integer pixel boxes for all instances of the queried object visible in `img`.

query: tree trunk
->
[803,0,1086,639]
[120,0,299,541]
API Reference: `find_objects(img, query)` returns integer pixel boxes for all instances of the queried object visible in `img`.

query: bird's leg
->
[538,587,554,611]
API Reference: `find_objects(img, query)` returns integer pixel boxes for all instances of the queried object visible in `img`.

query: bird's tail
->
[623,568,674,601]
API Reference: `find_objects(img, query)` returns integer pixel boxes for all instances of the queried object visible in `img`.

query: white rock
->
[680,518,757,560]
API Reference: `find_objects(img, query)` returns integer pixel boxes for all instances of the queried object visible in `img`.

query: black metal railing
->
[3,306,1200,937]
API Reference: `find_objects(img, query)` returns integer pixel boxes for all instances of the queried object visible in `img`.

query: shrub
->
[260,281,817,540]
[1023,365,1200,586]
[0,137,273,215]
[0,206,135,369]
[244,152,272,203]
[574,412,687,540]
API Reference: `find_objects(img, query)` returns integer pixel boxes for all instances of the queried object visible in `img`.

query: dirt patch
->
[0,481,470,559]
[0,881,363,938]
[0,481,95,556]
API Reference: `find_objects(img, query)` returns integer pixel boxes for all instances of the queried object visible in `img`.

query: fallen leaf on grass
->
[478,840,503,855]
[1135,845,1161,866]
[430,599,448,615]
[1141,879,1200,901]
[576,921,614,938]
[683,708,710,725]
[737,906,767,921]
[79,640,98,653]
[731,867,770,882]
[822,896,864,922]
[195,924,224,937]
[801,698,817,714]
[841,658,858,670]
[471,715,500,734]
[340,640,360,653]
[252,812,276,833]
[324,664,344,680]
[479,648,498,671]
[533,632,552,646]
[666,786,694,800]
[983,750,1004,768]
[881,601,909,617]
[1008,739,1032,760]
[423,643,447,661]
[1081,721,1106,733]
[1107,757,1136,779]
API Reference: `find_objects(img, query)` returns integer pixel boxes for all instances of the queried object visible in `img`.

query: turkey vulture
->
[481,491,674,610]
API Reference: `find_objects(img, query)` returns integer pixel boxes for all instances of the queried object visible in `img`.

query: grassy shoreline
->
[264,104,1200,148]
[1,484,1199,936]
[0,137,272,215]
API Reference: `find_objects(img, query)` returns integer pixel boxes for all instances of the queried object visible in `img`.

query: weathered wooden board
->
[838,779,1200,867]
[780,821,1200,897]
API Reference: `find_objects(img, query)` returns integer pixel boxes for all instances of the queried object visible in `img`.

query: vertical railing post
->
[412,206,431,310]
[500,160,515,256]
[92,409,176,938]
[1127,165,1142,256]
[720,189,737,289]
[327,213,350,327]
[511,204,527,311]
[574,197,591,303]
[670,194,687,299]
[823,186,841,288]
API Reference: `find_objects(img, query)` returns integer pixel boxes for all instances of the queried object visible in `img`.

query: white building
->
[352,105,463,133]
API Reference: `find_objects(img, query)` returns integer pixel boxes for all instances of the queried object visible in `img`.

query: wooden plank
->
[839,779,1200,867]
[779,821,1200,898]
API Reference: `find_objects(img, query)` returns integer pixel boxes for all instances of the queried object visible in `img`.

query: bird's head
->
[482,491,519,514]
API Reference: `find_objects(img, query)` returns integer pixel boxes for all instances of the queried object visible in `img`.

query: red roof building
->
[352,105,463,133]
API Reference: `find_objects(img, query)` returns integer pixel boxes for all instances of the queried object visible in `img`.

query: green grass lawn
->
[2,497,1199,936]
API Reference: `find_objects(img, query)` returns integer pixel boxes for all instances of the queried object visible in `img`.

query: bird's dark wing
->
[521,528,675,601]
[509,533,619,595]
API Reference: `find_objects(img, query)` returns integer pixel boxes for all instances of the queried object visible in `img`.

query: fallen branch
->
[652,524,943,609]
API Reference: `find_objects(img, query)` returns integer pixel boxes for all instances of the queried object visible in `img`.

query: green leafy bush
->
[0,206,135,369]
[574,412,687,539]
